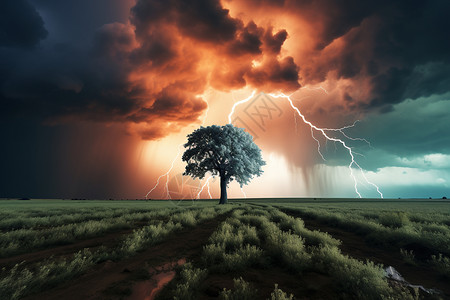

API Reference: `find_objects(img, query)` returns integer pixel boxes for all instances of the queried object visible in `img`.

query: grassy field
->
[0,198,449,299]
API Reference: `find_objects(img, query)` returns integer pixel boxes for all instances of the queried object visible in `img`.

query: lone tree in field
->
[182,124,265,204]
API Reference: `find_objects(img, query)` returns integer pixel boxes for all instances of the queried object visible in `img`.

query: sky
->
[0,0,449,199]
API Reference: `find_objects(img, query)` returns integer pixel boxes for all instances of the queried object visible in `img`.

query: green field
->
[0,198,449,299]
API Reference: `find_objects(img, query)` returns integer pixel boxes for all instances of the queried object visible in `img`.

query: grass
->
[0,204,229,300]
[0,249,95,300]
[2,198,449,299]
[199,205,428,299]
[310,245,391,299]
[202,215,265,272]
[172,263,208,300]
[219,277,258,300]
[269,284,294,300]
[400,248,417,266]
[430,254,450,279]
[276,205,450,257]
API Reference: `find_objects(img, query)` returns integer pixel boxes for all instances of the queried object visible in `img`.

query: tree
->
[182,124,266,204]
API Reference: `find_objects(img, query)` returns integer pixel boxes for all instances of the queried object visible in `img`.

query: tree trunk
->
[219,175,227,204]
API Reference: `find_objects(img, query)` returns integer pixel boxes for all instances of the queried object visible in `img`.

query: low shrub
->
[265,227,310,272]
[269,284,294,300]
[202,243,225,266]
[400,249,416,266]
[379,212,410,228]
[0,249,95,300]
[221,245,265,271]
[311,245,391,299]
[173,263,208,300]
[120,221,182,255]
[430,254,450,279]
[203,214,264,272]
[220,277,257,300]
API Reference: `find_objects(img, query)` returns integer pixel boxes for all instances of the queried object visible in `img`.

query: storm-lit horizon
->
[1,0,449,200]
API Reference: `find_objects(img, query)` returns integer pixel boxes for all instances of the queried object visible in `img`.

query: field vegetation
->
[0,198,449,299]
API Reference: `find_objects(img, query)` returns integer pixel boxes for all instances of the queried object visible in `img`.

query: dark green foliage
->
[220,277,258,300]
[379,212,410,228]
[183,124,265,204]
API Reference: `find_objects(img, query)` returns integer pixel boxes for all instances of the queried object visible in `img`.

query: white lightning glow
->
[145,143,183,199]
[303,85,329,95]
[270,92,382,198]
[228,90,256,124]
[310,126,326,161]
[207,179,212,199]
[196,176,213,199]
[227,90,383,198]
[240,187,247,198]
[146,93,211,200]
[148,87,382,199]
[322,120,372,148]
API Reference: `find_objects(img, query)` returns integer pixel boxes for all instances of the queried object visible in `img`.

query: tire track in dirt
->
[280,208,450,298]
[24,212,231,300]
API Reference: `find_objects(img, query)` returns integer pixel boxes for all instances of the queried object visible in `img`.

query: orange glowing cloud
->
[4,0,447,144]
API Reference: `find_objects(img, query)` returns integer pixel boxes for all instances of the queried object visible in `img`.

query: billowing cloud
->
[1,0,449,199]
[1,0,302,140]
[227,0,450,114]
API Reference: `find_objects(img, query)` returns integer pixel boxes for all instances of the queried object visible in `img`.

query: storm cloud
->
[3,0,449,139]
[0,0,303,140]
[1,0,449,199]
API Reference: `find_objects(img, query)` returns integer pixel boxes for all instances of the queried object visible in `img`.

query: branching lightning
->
[303,85,329,95]
[146,95,212,200]
[145,143,183,199]
[147,87,383,200]
[196,176,213,199]
[228,90,383,198]
[228,90,256,123]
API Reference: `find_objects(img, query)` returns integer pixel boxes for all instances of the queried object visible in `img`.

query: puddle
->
[128,258,186,300]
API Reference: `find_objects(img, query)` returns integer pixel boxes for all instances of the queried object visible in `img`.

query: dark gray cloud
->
[0,0,448,144]
[309,0,450,111]
[240,0,450,112]
[0,0,47,49]
[131,0,239,42]
[0,0,301,141]
[0,0,449,199]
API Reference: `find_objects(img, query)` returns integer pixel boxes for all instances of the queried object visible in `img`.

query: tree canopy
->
[182,124,265,204]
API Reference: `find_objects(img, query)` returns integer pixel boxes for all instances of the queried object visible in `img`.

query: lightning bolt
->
[228,90,256,123]
[321,120,372,148]
[207,179,212,199]
[196,176,213,199]
[145,143,183,199]
[145,95,211,200]
[303,85,329,95]
[228,91,383,198]
[240,187,247,198]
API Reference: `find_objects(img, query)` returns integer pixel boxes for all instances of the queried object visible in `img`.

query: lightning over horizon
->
[228,90,384,199]
[196,176,213,200]
[145,144,184,199]
[147,88,383,200]
[145,95,213,200]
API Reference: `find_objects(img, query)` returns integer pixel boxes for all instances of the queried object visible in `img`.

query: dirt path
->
[25,213,230,300]
[281,209,450,298]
